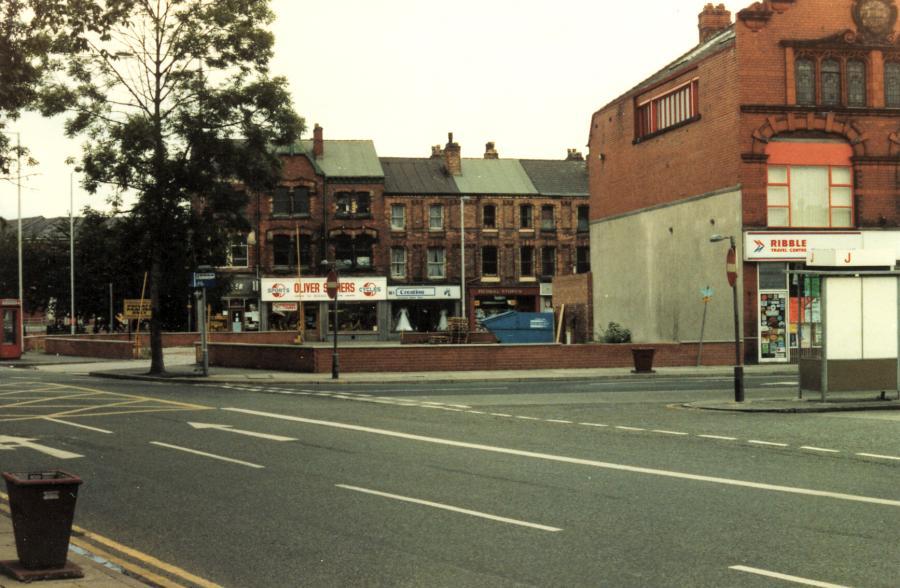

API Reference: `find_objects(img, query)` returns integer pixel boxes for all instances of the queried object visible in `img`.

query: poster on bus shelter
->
[759,291,788,362]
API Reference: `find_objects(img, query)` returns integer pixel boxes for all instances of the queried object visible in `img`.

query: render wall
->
[591,188,743,343]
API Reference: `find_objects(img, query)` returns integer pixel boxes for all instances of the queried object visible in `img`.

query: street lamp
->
[459,195,470,322]
[69,169,78,335]
[710,234,744,402]
[4,132,25,343]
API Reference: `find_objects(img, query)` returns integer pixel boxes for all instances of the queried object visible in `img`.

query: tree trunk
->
[148,245,165,374]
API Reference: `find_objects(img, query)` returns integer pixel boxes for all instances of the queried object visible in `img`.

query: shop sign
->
[261,277,387,302]
[471,286,539,297]
[539,283,553,296]
[388,285,461,300]
[123,299,151,320]
[272,302,298,312]
[744,231,862,261]
[807,248,895,268]
[227,277,258,296]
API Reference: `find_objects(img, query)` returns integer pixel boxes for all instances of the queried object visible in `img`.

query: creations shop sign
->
[261,277,386,302]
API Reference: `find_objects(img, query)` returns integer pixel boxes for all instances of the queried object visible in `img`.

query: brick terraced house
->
[588,0,900,363]
[220,128,589,340]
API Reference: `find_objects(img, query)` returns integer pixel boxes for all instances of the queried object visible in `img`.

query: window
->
[886,62,900,107]
[272,186,310,216]
[821,59,841,106]
[272,234,311,267]
[429,204,444,230]
[541,246,556,277]
[765,142,853,228]
[227,235,248,267]
[390,247,406,278]
[520,246,535,278]
[540,205,555,231]
[481,246,498,277]
[636,79,699,139]
[576,246,590,274]
[427,247,445,279]
[577,205,589,232]
[848,60,866,107]
[520,204,533,229]
[390,204,406,230]
[335,192,370,218]
[795,58,815,105]
[334,235,373,270]
[483,204,497,229]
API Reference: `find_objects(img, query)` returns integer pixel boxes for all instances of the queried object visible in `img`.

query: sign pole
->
[201,286,208,377]
[326,269,339,379]
[697,286,712,367]
[726,240,745,402]
[295,225,304,344]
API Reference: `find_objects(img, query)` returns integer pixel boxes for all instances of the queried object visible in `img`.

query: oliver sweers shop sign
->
[261,277,387,302]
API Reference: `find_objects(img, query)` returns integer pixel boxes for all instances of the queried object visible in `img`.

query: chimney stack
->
[566,148,584,161]
[698,3,732,43]
[484,142,499,159]
[430,145,443,159]
[443,132,462,176]
[313,123,323,159]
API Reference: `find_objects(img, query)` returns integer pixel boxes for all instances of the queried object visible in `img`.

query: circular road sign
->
[326,270,339,300]
[726,247,738,287]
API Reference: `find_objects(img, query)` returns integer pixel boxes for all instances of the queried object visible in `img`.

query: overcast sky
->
[0,0,745,220]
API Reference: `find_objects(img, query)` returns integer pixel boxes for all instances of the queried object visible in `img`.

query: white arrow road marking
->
[224,408,900,508]
[729,565,850,588]
[0,435,83,459]
[149,442,264,469]
[187,422,296,442]
[336,484,562,532]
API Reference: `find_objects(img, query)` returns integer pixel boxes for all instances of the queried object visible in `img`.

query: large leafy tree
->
[38,0,303,373]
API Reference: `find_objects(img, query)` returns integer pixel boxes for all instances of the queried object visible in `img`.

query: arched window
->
[795,58,815,105]
[821,59,841,106]
[847,60,866,107]
[885,62,900,107]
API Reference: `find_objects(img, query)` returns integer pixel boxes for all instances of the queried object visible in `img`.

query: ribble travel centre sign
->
[261,277,387,302]
[744,232,862,261]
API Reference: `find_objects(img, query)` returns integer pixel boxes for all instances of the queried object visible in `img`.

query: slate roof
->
[519,159,588,197]
[453,159,538,195]
[380,158,460,195]
[277,140,384,179]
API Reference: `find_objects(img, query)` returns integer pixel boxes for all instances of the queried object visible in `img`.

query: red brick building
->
[220,128,589,340]
[588,0,900,363]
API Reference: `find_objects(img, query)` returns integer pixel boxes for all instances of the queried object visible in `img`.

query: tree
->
[39,0,303,373]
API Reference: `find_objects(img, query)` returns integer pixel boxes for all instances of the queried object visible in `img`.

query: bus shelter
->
[791,269,900,401]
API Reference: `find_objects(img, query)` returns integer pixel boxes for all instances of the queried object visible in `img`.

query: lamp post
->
[710,234,744,402]
[459,195,469,322]
[69,170,76,335]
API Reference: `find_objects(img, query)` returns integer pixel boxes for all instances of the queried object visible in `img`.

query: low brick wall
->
[44,338,136,360]
[207,341,737,373]
[399,332,498,344]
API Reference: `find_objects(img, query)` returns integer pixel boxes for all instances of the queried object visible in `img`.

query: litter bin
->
[1,471,83,581]
[631,347,656,373]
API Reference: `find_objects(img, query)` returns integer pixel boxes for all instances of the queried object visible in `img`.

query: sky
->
[0,0,747,220]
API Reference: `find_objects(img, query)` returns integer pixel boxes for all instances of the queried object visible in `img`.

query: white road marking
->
[801,446,839,453]
[149,442,264,469]
[336,484,562,532]
[729,565,850,587]
[761,381,799,387]
[698,435,737,441]
[856,452,900,461]
[490,413,512,418]
[652,430,689,436]
[0,435,83,459]
[546,419,573,424]
[748,440,788,447]
[187,422,296,442]
[44,417,113,434]
[224,408,900,508]
[579,422,608,427]
[517,416,541,421]
[616,426,645,431]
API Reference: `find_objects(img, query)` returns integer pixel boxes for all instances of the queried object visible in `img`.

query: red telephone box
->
[1,299,23,360]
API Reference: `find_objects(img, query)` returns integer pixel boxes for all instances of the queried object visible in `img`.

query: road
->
[1,369,899,587]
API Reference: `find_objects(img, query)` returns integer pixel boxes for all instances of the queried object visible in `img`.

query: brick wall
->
[45,338,135,359]
[207,341,737,373]
[552,272,593,342]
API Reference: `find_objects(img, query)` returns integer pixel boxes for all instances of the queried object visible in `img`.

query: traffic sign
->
[192,272,216,288]
[326,270,339,300]
[123,299,152,320]
[726,247,738,287]
[700,286,714,303]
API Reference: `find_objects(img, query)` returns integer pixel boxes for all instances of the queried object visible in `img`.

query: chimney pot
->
[484,141,499,159]
[444,132,462,176]
[698,2,732,44]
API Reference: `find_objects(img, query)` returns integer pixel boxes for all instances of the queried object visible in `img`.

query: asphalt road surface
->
[1,370,898,587]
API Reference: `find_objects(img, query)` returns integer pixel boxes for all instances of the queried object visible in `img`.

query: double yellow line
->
[0,493,219,587]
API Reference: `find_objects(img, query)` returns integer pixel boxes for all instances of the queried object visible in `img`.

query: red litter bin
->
[0,471,84,581]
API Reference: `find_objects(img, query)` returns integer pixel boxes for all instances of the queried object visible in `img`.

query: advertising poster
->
[759,290,789,362]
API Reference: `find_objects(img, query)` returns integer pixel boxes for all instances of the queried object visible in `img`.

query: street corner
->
[682,396,900,413]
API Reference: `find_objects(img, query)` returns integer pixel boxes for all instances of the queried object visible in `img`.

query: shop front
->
[387,285,461,334]
[469,285,540,331]
[744,230,899,363]
[261,276,388,341]
[221,276,260,332]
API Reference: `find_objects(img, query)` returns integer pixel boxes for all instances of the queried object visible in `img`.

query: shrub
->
[603,322,632,343]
